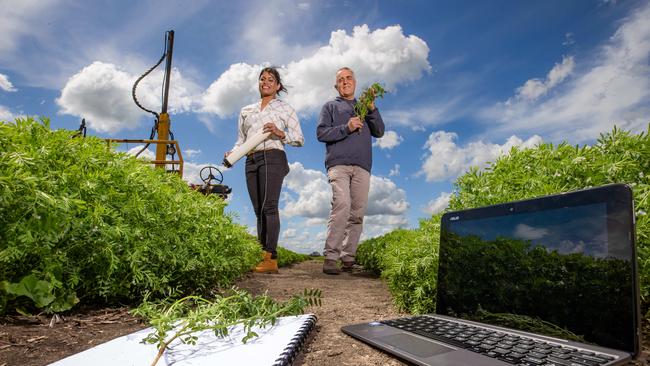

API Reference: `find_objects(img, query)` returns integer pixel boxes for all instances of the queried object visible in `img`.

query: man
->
[316,67,385,275]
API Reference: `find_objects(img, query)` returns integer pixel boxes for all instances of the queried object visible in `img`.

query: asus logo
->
[449,216,460,221]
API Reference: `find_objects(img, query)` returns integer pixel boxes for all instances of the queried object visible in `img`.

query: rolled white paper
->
[223,130,271,167]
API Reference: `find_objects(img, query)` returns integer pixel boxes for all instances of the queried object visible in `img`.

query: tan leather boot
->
[254,251,279,274]
[261,251,271,261]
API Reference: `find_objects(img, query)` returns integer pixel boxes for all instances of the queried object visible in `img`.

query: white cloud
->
[373,130,403,149]
[383,98,465,129]
[306,218,327,226]
[0,1,94,88]
[389,164,400,177]
[546,57,574,88]
[563,32,575,47]
[0,105,15,121]
[0,0,58,54]
[246,225,257,236]
[282,162,332,218]
[235,2,320,66]
[282,162,409,232]
[1,2,211,89]
[57,61,199,134]
[199,24,430,120]
[315,231,327,241]
[57,62,144,134]
[183,149,202,158]
[0,74,17,92]
[282,228,298,239]
[420,131,543,182]
[284,24,430,113]
[280,227,314,254]
[283,239,322,256]
[482,3,650,142]
[558,240,587,255]
[512,56,574,101]
[366,175,409,216]
[362,214,409,240]
[200,63,261,118]
[514,224,548,240]
[126,145,155,160]
[56,24,428,133]
[423,192,452,215]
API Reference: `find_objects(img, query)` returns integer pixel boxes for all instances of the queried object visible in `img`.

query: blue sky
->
[1,0,649,254]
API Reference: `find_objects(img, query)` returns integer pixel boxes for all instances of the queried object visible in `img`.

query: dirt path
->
[0,260,406,366]
[235,259,408,366]
[0,307,142,365]
[1,259,649,365]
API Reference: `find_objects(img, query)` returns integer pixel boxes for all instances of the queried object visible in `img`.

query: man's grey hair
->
[335,67,355,83]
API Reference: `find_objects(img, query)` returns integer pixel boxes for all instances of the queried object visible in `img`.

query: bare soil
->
[236,259,407,366]
[0,307,142,365]
[1,260,649,366]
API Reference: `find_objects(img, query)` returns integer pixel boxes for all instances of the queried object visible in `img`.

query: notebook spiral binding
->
[271,314,318,366]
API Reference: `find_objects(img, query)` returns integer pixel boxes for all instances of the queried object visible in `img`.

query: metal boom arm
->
[155,30,174,169]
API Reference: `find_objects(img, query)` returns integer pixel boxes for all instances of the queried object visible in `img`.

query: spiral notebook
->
[49,314,317,366]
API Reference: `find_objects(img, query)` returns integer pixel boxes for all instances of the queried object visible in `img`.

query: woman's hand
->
[263,122,286,140]
[224,151,231,159]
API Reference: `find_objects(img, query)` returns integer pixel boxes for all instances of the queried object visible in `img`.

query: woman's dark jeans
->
[245,149,289,259]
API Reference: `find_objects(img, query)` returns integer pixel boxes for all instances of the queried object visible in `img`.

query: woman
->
[225,67,304,273]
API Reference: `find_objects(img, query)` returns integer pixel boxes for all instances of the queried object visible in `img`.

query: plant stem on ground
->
[131,288,321,366]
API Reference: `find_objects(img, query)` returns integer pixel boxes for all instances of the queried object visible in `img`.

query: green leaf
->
[242,331,258,344]
[48,291,80,313]
[5,274,55,308]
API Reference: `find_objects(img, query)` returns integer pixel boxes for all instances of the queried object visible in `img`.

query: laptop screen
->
[437,184,638,353]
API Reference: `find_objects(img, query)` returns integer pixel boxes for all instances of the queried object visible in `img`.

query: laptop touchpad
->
[379,333,454,358]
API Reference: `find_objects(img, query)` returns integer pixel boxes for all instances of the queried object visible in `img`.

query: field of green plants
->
[276,246,312,267]
[0,117,310,315]
[357,125,650,315]
[3,116,648,325]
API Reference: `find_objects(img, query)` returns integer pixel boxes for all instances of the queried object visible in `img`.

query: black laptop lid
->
[438,184,639,354]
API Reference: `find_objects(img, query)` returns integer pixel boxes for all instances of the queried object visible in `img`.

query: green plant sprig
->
[354,83,387,122]
[131,287,321,366]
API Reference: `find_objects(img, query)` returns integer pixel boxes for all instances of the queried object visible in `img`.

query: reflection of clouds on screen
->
[591,231,609,258]
[557,239,586,255]
[452,202,610,259]
[513,224,548,240]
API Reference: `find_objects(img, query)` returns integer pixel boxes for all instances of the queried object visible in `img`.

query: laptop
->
[342,183,641,366]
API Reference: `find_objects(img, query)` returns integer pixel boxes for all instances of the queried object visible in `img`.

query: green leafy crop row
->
[357,125,650,314]
[276,247,311,267]
[0,117,262,314]
[356,220,439,314]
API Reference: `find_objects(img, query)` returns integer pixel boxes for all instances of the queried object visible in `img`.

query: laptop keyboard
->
[381,316,617,366]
